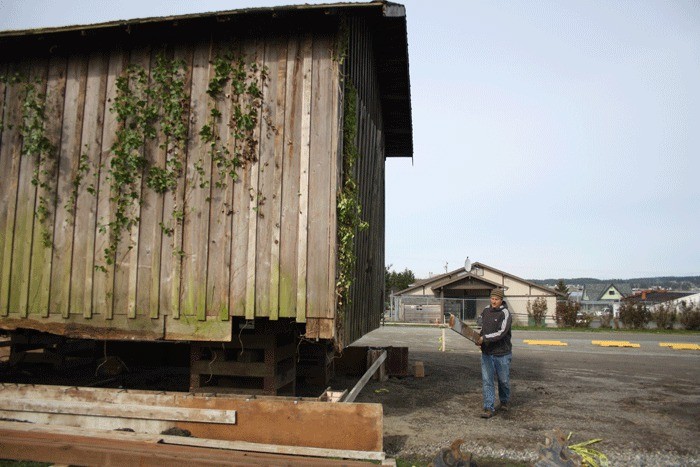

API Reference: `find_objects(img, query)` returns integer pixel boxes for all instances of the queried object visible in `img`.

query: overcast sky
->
[1,0,698,280]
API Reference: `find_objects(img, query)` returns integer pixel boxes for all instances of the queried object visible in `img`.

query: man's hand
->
[476,336,483,346]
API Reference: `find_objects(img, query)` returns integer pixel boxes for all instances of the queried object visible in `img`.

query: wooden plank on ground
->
[0,398,236,424]
[343,350,386,403]
[0,384,383,452]
[0,421,376,466]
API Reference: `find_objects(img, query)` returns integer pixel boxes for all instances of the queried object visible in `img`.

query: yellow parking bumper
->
[659,343,700,351]
[523,340,568,346]
[591,340,640,348]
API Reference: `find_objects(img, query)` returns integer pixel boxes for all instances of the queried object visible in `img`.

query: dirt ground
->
[2,327,699,465]
[341,325,700,465]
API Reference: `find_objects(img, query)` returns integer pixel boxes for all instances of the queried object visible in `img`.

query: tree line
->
[529,276,700,290]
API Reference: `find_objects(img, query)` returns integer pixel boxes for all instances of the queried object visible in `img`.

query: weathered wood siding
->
[341,18,386,346]
[0,24,342,342]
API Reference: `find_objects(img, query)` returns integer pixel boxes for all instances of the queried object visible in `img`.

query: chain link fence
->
[387,295,556,326]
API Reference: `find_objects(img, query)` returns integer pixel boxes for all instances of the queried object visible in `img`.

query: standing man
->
[476,288,512,418]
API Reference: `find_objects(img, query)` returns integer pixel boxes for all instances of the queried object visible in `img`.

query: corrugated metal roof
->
[0,0,412,158]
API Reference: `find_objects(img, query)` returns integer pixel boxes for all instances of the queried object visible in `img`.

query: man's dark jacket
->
[479,302,512,356]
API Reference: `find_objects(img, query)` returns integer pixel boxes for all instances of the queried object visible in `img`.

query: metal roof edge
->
[0,1,389,37]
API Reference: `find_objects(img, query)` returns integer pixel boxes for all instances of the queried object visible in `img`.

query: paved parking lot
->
[347,325,700,464]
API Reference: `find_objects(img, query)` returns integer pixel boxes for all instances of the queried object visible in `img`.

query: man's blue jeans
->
[481,352,512,412]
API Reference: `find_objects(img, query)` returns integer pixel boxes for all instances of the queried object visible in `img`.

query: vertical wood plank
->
[256,36,286,320]
[71,51,108,320]
[10,60,49,318]
[229,160,251,318]
[181,40,213,322]
[327,36,342,324]
[136,47,167,320]
[93,48,127,321]
[278,35,303,319]
[229,44,253,318]
[206,39,233,322]
[50,53,88,319]
[0,62,9,316]
[306,34,333,322]
[295,34,313,324]
[268,37,288,321]
[254,37,274,319]
[112,47,149,319]
[229,59,251,322]
[28,55,67,318]
[244,40,262,321]
[160,44,192,321]
[0,61,6,132]
[0,61,28,317]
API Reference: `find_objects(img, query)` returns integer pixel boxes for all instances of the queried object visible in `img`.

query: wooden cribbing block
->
[414,361,425,378]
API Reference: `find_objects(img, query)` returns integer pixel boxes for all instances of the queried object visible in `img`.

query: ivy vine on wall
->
[16,75,56,248]
[336,81,368,324]
[4,48,364,329]
[200,53,268,190]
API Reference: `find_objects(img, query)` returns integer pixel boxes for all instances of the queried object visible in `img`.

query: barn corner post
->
[334,17,354,352]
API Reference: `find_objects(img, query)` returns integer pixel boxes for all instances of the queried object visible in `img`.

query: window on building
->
[608,290,615,295]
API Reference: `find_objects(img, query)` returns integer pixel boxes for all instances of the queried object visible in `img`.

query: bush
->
[575,312,593,328]
[619,302,651,329]
[599,309,613,328]
[527,297,548,326]
[555,300,579,327]
[678,301,700,330]
[652,303,677,330]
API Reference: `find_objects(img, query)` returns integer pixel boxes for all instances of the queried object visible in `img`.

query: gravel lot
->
[344,325,700,466]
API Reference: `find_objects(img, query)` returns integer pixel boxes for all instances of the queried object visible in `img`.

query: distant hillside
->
[528,276,700,291]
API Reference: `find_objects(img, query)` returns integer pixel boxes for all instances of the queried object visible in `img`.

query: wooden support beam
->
[0,384,383,452]
[343,350,387,403]
[0,397,236,424]
[0,421,377,466]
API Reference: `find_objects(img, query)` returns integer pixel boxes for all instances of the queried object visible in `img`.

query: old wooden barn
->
[0,1,412,394]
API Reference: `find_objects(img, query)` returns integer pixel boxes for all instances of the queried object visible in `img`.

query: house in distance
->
[389,262,563,326]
